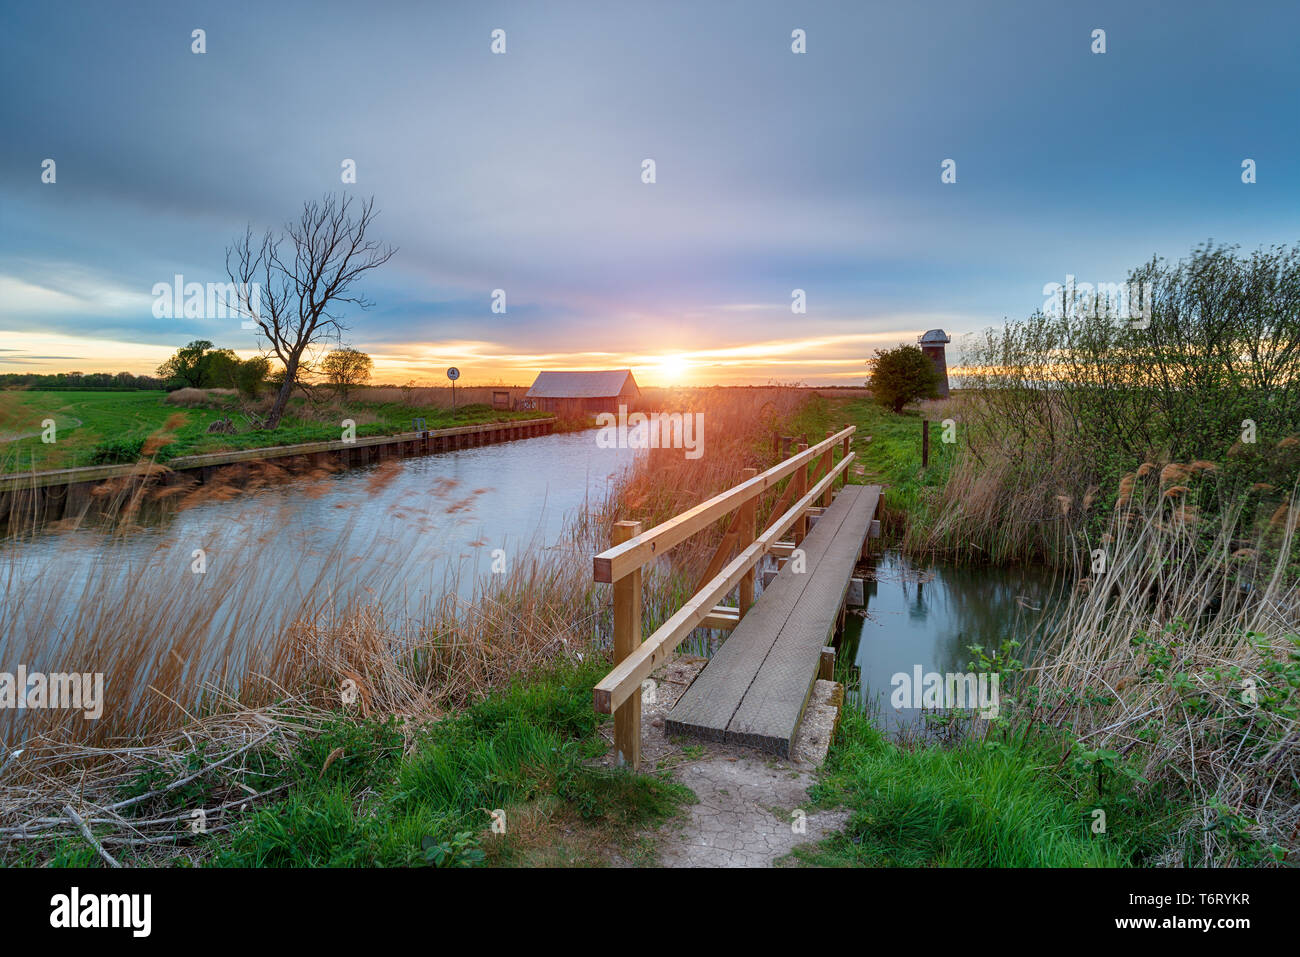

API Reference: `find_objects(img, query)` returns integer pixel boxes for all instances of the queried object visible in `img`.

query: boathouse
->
[525,369,640,416]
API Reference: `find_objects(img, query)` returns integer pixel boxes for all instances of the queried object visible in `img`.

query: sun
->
[654,354,690,384]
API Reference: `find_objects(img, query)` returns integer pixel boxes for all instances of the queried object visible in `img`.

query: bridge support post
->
[612,520,643,769]
[738,467,757,616]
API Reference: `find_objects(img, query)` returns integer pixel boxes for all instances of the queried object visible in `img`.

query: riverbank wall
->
[0,417,556,528]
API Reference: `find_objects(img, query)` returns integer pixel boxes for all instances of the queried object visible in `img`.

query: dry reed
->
[1027,484,1300,864]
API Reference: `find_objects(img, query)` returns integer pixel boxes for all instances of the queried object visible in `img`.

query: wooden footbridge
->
[592,426,881,769]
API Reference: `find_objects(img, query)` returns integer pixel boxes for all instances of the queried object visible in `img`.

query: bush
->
[867,345,941,413]
[89,437,146,464]
[163,388,213,407]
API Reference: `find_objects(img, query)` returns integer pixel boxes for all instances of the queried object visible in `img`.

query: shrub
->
[867,345,941,413]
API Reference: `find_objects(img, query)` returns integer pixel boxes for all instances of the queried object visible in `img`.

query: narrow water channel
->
[842,550,1064,733]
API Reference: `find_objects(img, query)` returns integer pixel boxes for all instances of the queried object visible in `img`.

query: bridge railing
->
[592,424,857,769]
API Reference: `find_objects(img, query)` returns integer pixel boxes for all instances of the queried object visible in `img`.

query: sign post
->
[447,367,460,410]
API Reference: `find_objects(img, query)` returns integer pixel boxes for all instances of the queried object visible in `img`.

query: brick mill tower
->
[917,329,951,398]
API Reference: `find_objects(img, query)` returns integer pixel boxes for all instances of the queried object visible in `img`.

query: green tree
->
[233,356,271,398]
[321,347,373,400]
[867,344,941,413]
[156,340,242,389]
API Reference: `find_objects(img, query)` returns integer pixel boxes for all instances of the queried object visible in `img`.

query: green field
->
[0,390,549,474]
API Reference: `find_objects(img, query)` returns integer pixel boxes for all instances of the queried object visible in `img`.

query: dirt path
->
[596,656,849,867]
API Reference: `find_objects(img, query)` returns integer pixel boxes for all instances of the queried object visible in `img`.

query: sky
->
[1,0,1298,386]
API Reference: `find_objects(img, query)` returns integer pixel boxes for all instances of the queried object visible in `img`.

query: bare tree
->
[226,194,395,429]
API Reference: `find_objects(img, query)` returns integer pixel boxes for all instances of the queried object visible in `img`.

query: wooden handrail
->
[592,425,854,584]
[591,424,858,768]
[594,446,856,717]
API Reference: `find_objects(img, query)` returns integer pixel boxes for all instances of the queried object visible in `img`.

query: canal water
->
[842,550,1064,733]
[0,431,640,656]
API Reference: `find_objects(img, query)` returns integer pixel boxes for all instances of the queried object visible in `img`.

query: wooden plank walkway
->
[665,483,881,757]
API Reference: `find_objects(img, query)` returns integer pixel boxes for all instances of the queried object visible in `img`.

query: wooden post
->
[820,431,834,506]
[738,467,757,616]
[611,520,643,769]
[922,419,930,468]
[842,429,851,487]
[819,646,836,681]
[793,443,808,545]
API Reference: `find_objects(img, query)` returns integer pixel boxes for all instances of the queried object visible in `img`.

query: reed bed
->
[1026,479,1300,865]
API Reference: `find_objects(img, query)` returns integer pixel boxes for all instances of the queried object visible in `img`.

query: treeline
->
[156,340,271,396]
[964,241,1300,483]
[0,371,164,391]
[154,339,373,400]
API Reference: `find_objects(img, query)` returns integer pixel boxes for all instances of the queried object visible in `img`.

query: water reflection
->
[844,550,1064,732]
[0,431,639,654]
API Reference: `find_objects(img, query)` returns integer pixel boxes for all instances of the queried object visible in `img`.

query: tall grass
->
[1024,479,1300,864]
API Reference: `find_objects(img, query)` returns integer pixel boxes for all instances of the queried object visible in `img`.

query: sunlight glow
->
[652,354,691,385]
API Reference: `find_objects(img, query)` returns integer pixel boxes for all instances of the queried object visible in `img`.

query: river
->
[0,431,639,660]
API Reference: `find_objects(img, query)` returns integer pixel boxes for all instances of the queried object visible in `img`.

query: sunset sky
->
[2,1,1298,386]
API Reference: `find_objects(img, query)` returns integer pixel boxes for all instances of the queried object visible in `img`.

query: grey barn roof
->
[525,369,639,399]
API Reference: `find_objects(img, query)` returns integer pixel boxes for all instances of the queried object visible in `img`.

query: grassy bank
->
[795,707,1130,867]
[837,395,957,537]
[0,389,546,474]
[9,659,693,867]
[829,389,1297,866]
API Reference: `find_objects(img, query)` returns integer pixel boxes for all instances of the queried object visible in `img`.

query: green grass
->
[205,658,692,867]
[840,398,953,508]
[792,707,1133,867]
[0,390,548,474]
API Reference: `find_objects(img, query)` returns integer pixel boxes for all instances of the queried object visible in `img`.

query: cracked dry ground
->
[594,655,850,867]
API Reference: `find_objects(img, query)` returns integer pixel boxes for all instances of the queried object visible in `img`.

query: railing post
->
[842,428,852,487]
[820,431,834,506]
[738,467,757,616]
[611,520,643,769]
[793,443,808,545]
